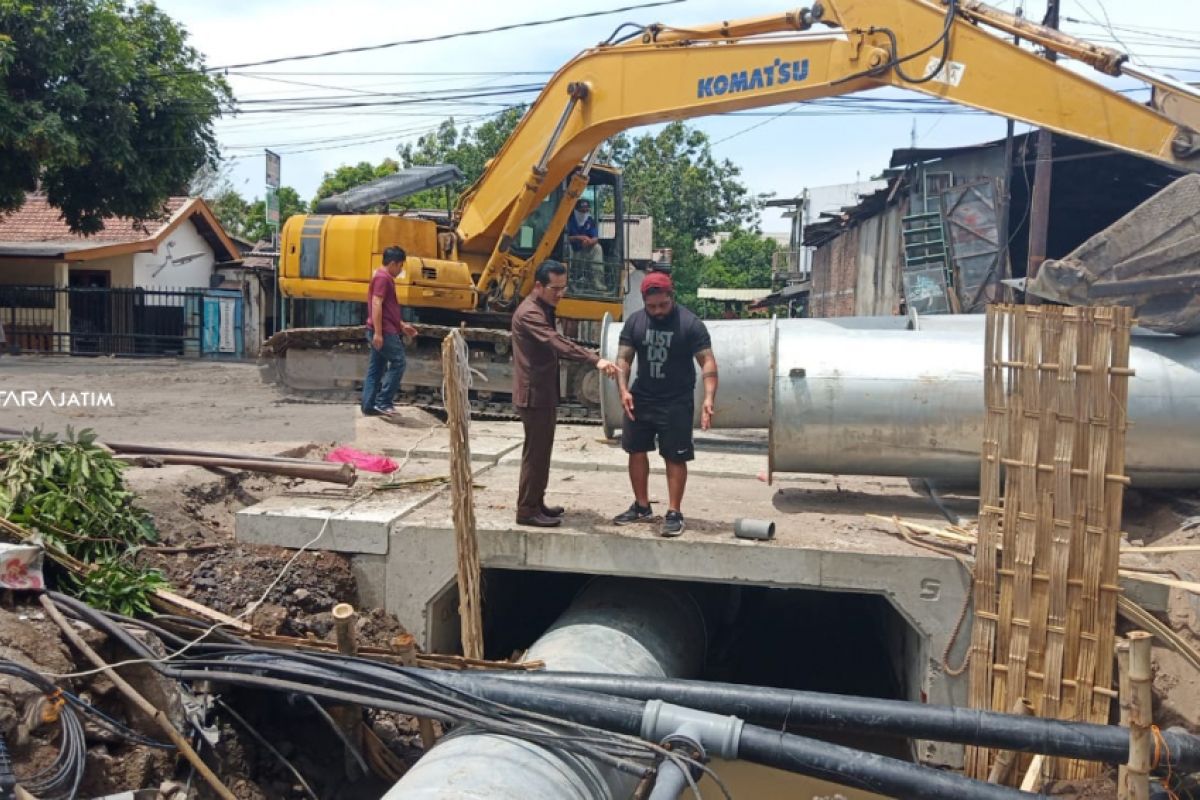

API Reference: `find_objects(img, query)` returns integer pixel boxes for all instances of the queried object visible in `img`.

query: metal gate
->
[0,286,203,356]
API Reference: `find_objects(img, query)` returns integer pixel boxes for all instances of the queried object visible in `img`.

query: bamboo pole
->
[442,331,484,661]
[1117,639,1132,799]
[1126,631,1153,800]
[392,635,437,750]
[38,595,237,800]
[987,697,1035,784]
[332,603,358,656]
[331,603,364,779]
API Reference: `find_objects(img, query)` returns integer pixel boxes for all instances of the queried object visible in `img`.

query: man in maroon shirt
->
[363,246,418,416]
[511,260,619,527]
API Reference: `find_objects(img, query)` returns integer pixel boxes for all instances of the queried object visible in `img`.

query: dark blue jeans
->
[361,331,407,413]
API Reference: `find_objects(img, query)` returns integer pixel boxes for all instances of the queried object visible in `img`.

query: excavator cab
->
[509,165,626,303]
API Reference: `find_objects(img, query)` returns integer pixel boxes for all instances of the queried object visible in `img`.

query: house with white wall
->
[0,196,255,357]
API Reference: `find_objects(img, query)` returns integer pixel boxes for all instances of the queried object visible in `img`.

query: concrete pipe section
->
[385,577,706,799]
[599,312,1200,488]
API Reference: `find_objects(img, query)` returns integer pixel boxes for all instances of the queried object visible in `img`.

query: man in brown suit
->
[512,260,619,527]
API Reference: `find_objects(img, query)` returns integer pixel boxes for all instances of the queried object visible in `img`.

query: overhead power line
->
[203,0,684,72]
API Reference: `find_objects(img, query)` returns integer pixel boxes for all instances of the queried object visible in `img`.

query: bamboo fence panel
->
[967,305,1132,783]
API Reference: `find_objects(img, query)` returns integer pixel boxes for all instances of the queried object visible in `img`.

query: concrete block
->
[350,554,389,609]
[1119,574,1172,613]
[236,494,427,555]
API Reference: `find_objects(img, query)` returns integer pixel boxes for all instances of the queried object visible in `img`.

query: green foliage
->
[207,186,306,243]
[0,429,165,614]
[0,0,230,234]
[598,123,765,307]
[310,107,527,212]
[71,559,167,617]
[700,229,777,290]
[312,158,400,207]
[246,186,307,242]
[207,187,251,239]
[397,105,527,208]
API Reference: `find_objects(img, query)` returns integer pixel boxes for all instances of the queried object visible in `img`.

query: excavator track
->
[260,324,604,424]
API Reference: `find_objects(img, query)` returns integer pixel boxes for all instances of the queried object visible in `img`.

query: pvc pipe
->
[416,673,1040,800]
[385,578,705,799]
[468,672,1200,772]
[733,518,775,540]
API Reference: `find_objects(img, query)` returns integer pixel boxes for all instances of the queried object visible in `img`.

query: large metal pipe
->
[385,578,706,799]
[599,313,1200,488]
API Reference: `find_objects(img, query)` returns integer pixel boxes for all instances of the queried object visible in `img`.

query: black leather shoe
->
[516,512,562,528]
[541,505,565,517]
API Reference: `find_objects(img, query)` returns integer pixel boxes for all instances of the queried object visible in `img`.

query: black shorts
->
[621,395,694,462]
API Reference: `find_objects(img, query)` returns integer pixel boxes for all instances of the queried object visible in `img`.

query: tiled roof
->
[0,196,189,244]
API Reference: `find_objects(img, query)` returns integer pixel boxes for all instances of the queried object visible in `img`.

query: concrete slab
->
[386,435,522,465]
[236,483,439,554]
[497,427,773,479]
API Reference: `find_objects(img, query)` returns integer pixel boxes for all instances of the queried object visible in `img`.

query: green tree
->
[310,108,527,212]
[599,123,763,306]
[700,230,777,290]
[206,187,251,239]
[397,105,527,208]
[399,106,526,181]
[245,186,307,242]
[0,0,229,234]
[312,158,400,207]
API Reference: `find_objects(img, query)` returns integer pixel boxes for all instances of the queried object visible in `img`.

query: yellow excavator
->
[264,0,1200,418]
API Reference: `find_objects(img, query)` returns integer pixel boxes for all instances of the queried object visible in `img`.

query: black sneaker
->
[661,510,685,538]
[613,502,653,525]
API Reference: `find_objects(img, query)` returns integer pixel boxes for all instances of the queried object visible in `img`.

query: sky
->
[156,0,1200,233]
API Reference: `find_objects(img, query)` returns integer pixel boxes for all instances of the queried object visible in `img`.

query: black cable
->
[891,0,959,85]
[0,663,173,749]
[600,22,649,45]
[45,594,671,780]
[831,0,959,87]
[200,0,686,73]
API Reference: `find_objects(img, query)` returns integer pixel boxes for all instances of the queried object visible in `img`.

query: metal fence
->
[0,286,204,357]
[564,255,622,301]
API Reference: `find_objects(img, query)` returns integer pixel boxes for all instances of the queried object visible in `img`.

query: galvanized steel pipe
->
[385,578,706,799]
[599,313,1200,488]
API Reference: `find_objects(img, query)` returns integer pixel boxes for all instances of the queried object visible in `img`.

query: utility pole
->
[1025,0,1059,293]
[996,7,1023,302]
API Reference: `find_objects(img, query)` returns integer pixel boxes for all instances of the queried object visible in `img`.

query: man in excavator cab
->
[565,198,606,293]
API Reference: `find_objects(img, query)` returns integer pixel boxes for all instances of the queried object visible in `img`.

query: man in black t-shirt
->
[612,271,719,537]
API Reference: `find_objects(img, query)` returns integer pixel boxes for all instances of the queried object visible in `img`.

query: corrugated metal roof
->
[697,288,773,301]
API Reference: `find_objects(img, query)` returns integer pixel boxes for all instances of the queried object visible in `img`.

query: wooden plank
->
[151,589,252,633]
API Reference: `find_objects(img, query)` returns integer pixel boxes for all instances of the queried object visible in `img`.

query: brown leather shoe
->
[541,504,565,517]
[516,512,562,528]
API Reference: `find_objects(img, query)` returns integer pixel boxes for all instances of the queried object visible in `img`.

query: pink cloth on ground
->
[324,446,398,474]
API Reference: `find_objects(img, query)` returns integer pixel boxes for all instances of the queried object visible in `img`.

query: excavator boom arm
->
[458,0,1199,256]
